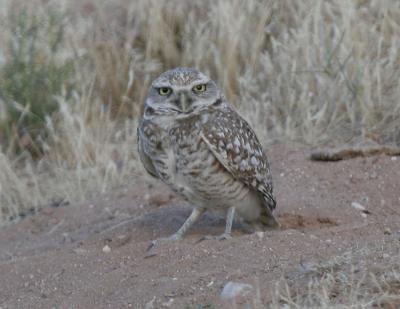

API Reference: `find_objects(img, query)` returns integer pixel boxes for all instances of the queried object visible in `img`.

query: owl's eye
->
[192,84,207,93]
[158,87,172,96]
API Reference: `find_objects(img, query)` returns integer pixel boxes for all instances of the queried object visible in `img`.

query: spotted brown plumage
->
[200,107,276,211]
[137,67,279,248]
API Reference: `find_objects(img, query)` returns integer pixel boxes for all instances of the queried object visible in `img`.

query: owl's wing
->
[137,121,158,179]
[200,107,276,211]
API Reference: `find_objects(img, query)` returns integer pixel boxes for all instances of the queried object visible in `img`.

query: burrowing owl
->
[138,67,278,245]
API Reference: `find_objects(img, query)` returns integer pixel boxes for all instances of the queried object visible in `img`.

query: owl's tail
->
[252,208,280,231]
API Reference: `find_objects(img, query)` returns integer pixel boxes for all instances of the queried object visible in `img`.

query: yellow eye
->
[193,84,207,93]
[158,87,172,96]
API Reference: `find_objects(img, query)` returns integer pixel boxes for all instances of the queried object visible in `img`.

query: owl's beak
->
[177,92,192,113]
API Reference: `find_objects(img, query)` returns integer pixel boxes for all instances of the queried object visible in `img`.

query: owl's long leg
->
[220,206,235,239]
[197,206,235,242]
[146,207,205,252]
[172,207,205,239]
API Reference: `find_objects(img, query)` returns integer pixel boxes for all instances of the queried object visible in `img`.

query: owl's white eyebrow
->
[153,84,208,91]
[192,78,210,84]
[152,79,210,89]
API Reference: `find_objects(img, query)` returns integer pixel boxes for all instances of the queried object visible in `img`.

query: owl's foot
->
[216,232,232,241]
[197,233,232,243]
[197,207,235,243]
[145,208,206,256]
[146,233,182,253]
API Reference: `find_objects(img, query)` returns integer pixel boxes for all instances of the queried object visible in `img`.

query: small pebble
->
[256,231,264,239]
[73,248,87,255]
[102,245,111,253]
[161,299,174,308]
[384,228,392,235]
[351,202,366,211]
[220,281,253,300]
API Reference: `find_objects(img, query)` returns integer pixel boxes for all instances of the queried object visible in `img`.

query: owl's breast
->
[140,118,202,188]
[141,117,249,208]
[172,130,249,206]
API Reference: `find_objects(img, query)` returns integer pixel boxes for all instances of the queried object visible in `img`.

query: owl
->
[137,67,279,247]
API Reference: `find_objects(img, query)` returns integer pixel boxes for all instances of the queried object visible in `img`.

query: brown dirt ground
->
[0,144,399,308]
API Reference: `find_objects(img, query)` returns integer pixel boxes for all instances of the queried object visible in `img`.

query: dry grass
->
[220,243,400,308]
[1,0,399,223]
[0,0,399,227]
[188,244,400,308]
[271,248,400,308]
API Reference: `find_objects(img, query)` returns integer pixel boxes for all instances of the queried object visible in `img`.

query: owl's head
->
[144,67,223,118]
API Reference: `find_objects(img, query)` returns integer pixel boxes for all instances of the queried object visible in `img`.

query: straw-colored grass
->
[270,248,400,308]
[1,0,399,221]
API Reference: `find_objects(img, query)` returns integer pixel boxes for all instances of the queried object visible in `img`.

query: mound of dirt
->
[0,144,399,308]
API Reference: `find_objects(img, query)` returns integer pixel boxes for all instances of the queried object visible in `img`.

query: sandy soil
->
[0,144,399,308]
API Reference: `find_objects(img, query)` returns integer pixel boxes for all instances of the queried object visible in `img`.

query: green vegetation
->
[0,6,73,156]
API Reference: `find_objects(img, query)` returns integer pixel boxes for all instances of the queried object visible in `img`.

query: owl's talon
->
[217,233,232,241]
